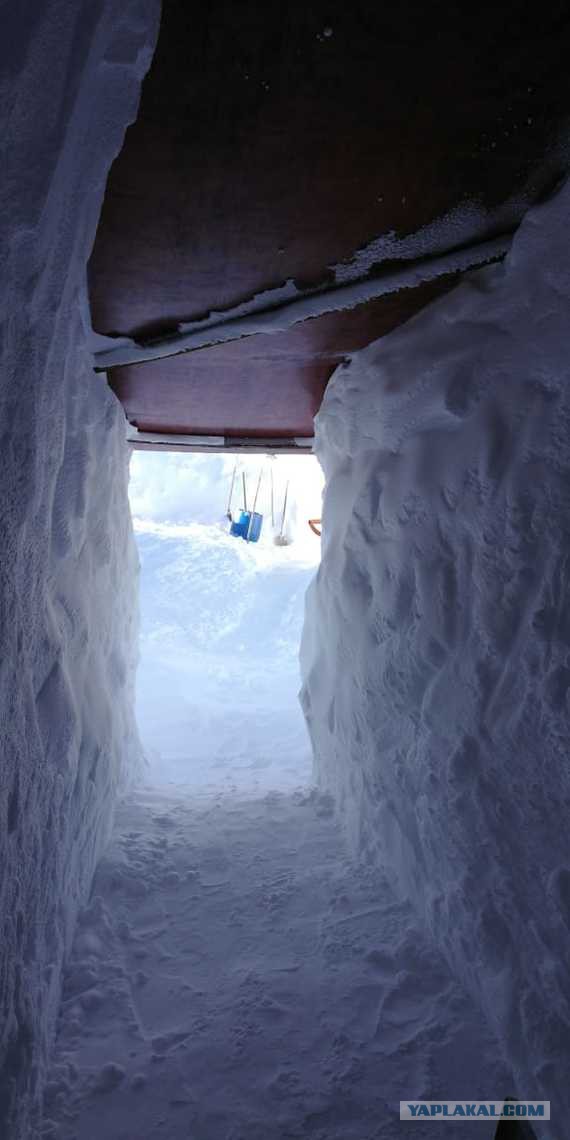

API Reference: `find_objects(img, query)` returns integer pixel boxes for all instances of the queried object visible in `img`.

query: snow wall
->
[0,3,160,1135]
[301,178,570,1129]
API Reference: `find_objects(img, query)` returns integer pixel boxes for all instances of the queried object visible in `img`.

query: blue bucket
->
[230,510,250,539]
[230,510,263,543]
[244,511,263,543]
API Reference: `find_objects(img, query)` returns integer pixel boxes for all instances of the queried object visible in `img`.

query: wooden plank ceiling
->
[89,0,570,441]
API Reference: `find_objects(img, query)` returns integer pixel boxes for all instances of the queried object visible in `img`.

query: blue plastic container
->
[230,510,250,538]
[230,509,263,542]
[244,511,263,543]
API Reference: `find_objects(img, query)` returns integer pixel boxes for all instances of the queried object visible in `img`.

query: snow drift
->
[301,177,570,1129]
[0,3,160,1135]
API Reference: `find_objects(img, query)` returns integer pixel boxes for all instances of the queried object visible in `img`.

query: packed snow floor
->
[45,454,512,1138]
[46,786,511,1140]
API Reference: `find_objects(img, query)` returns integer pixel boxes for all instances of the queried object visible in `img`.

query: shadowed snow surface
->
[301,177,570,1133]
[47,788,509,1140]
[0,3,159,1135]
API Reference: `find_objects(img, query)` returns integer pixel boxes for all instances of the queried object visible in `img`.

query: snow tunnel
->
[2,2,570,1138]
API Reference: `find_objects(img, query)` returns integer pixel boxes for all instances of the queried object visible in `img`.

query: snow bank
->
[0,3,159,1135]
[301,177,570,1128]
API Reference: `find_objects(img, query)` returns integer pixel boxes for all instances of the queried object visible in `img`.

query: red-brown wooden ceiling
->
[89,0,570,440]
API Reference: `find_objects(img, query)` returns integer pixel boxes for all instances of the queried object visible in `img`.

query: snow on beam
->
[94,233,513,371]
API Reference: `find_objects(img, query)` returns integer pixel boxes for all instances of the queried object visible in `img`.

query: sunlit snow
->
[129,451,324,792]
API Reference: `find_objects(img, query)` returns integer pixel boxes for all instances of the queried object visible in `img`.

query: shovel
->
[274,480,292,546]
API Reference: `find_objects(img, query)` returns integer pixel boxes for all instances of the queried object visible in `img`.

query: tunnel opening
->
[128,448,324,795]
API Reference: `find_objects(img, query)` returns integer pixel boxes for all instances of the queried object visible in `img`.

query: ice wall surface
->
[0,3,160,1135]
[302,178,570,1131]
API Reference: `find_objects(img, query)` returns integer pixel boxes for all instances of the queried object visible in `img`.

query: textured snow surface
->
[47,786,509,1140]
[0,3,160,1136]
[301,178,570,1132]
